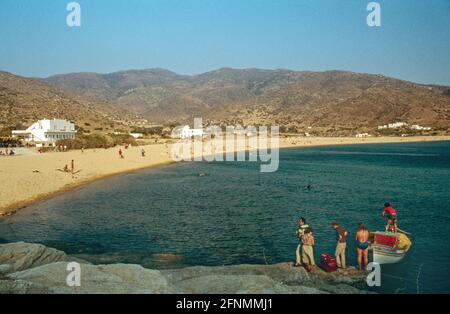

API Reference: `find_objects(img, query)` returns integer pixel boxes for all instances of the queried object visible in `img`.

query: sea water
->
[1,141,449,293]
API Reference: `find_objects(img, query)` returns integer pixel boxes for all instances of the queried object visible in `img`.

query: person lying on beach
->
[355,223,370,271]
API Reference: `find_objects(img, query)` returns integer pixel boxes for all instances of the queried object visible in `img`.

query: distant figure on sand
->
[119,149,124,159]
[141,148,146,157]
[71,160,75,174]
[355,223,370,271]
[331,222,347,269]
[381,203,397,232]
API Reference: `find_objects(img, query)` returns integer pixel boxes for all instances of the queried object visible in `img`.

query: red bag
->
[320,253,337,272]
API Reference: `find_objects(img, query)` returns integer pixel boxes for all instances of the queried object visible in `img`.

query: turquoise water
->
[1,141,450,293]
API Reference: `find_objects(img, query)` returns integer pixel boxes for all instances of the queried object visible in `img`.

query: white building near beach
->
[130,133,144,139]
[173,125,204,139]
[12,119,76,147]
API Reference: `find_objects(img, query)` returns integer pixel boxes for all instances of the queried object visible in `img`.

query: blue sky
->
[0,0,449,85]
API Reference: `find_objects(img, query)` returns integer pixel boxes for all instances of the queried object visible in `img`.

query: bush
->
[130,126,164,136]
[56,133,137,150]
[0,123,27,137]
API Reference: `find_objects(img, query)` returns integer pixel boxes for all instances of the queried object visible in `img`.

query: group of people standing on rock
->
[294,203,398,272]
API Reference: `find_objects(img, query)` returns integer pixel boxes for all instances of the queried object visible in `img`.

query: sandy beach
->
[1,135,449,217]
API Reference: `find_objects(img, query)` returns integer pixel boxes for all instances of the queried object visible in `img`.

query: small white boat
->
[370,231,412,264]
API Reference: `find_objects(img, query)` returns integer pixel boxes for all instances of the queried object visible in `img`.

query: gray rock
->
[0,264,13,274]
[8,262,180,294]
[176,274,327,294]
[0,242,68,274]
[162,262,311,286]
[0,278,50,294]
[0,242,88,275]
[0,243,370,294]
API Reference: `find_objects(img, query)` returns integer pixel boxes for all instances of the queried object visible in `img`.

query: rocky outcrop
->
[0,242,84,275]
[7,262,179,294]
[0,242,371,294]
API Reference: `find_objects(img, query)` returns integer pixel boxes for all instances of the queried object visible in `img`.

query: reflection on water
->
[1,141,450,293]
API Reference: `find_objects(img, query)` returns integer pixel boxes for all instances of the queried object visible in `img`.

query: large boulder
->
[0,242,69,274]
[0,242,370,294]
[8,262,180,294]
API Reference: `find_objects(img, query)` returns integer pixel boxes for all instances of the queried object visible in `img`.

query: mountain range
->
[1,68,449,135]
[0,71,141,133]
[43,68,450,133]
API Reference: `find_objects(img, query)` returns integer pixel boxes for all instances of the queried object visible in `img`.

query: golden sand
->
[1,136,449,217]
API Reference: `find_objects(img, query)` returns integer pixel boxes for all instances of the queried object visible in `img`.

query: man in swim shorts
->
[381,203,397,232]
[355,223,370,271]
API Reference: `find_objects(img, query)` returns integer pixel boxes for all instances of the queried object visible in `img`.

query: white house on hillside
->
[411,125,432,131]
[12,119,76,147]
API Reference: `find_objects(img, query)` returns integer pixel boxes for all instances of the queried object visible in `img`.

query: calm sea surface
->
[1,141,450,293]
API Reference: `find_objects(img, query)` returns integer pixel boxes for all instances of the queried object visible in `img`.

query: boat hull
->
[372,246,408,264]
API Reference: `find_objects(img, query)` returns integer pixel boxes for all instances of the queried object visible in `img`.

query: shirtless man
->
[381,203,397,232]
[355,223,370,271]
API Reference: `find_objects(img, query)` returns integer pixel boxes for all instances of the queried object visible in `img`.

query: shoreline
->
[1,135,449,218]
[0,159,176,218]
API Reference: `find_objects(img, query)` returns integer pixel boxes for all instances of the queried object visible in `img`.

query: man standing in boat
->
[381,203,397,233]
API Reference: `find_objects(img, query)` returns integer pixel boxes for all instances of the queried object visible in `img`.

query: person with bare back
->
[355,223,370,271]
